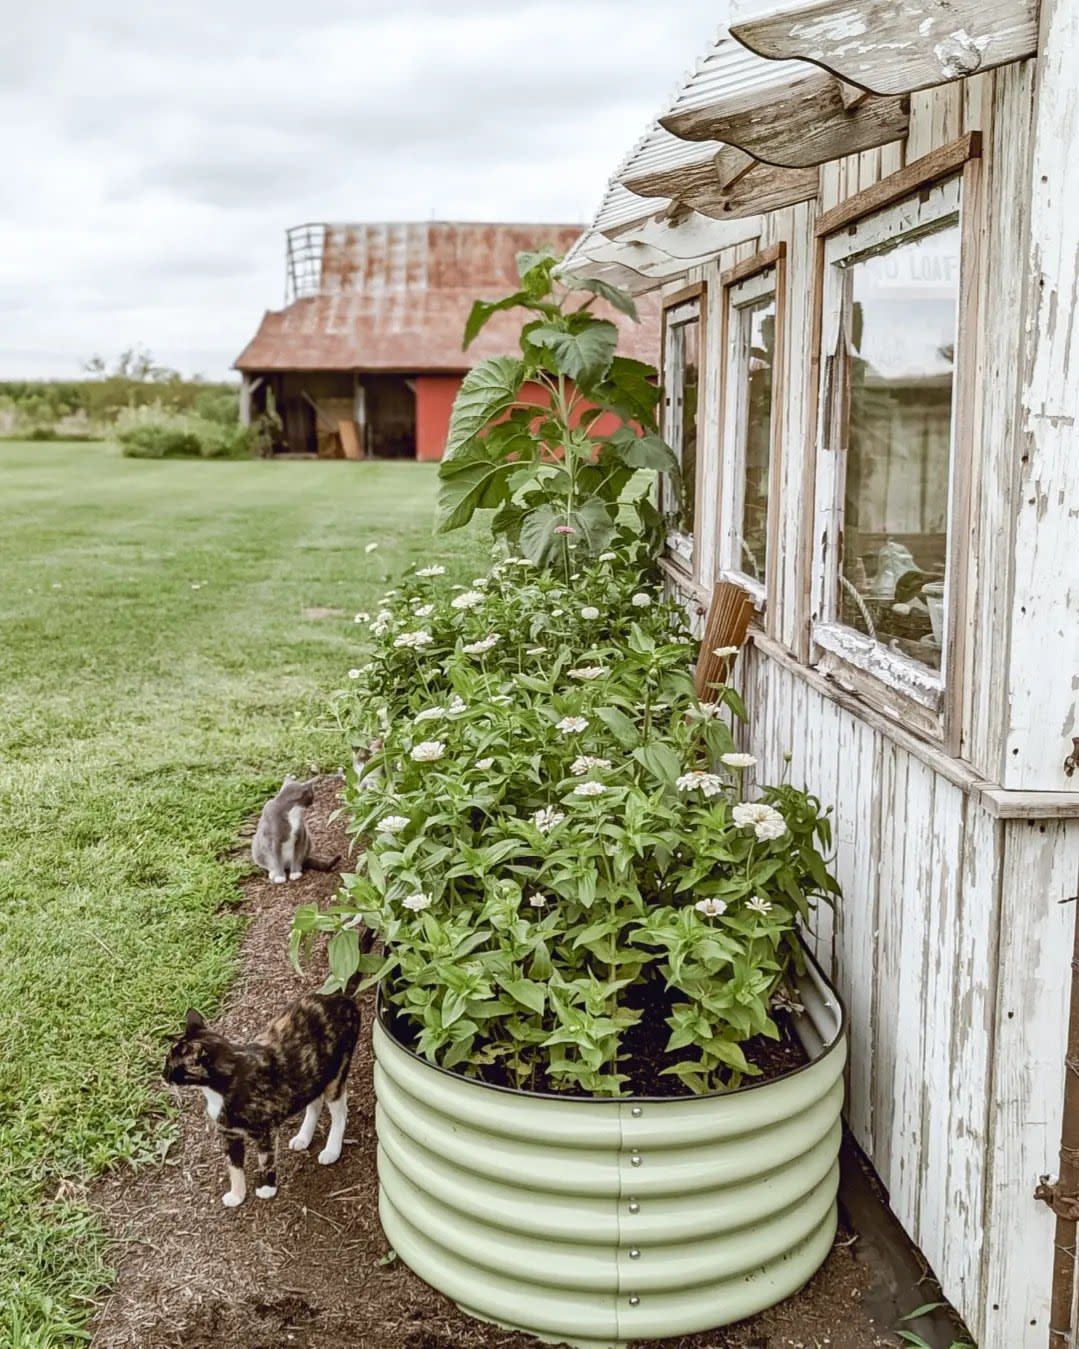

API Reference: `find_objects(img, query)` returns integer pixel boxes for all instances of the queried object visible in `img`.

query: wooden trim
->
[662,281,706,310]
[974,788,1079,821]
[658,554,709,605]
[798,231,827,665]
[659,282,708,584]
[943,152,986,758]
[814,132,981,238]
[719,242,786,290]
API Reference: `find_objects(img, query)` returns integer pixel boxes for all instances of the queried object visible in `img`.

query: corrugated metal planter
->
[374,954,846,1349]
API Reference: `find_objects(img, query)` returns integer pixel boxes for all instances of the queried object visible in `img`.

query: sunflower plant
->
[434,248,678,571]
[293,551,839,1097]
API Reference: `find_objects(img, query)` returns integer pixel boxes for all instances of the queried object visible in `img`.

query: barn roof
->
[234,221,658,373]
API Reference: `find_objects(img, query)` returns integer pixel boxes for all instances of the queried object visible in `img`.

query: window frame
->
[717,244,786,614]
[660,282,706,577]
[809,169,973,740]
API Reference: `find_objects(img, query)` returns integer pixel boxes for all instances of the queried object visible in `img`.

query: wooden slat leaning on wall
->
[694,581,754,698]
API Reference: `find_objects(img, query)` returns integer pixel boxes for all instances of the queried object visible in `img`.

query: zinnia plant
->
[294,551,838,1096]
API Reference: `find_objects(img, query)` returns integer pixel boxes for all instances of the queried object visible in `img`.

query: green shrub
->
[295,551,839,1097]
[116,408,255,460]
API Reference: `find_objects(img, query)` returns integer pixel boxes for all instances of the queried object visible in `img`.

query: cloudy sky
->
[1,1,721,381]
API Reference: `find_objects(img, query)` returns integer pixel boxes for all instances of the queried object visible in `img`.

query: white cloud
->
[0,1,720,379]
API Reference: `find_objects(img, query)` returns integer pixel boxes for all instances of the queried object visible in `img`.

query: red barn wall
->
[414,376,462,462]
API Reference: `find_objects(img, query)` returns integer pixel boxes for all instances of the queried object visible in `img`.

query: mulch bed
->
[91,777,898,1349]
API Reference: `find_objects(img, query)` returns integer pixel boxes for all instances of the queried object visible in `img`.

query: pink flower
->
[554,525,576,536]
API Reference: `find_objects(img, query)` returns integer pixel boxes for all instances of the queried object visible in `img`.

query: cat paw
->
[317,1145,342,1166]
[288,871,302,881]
[221,1192,245,1208]
[288,1133,312,1152]
[255,1185,278,1200]
[270,874,287,885]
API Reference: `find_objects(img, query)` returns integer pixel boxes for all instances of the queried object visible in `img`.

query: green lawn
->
[0,442,485,1346]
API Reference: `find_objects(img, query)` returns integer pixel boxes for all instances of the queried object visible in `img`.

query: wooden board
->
[622,156,819,222]
[660,66,909,169]
[694,581,754,697]
[730,0,1039,97]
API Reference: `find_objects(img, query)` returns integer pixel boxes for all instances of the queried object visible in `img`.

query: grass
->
[0,441,486,1346]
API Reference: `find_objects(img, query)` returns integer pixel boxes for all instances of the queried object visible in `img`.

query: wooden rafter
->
[660,64,908,169]
[600,209,764,258]
[729,0,1039,97]
[621,151,818,222]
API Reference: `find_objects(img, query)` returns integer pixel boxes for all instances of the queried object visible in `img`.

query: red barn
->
[233,221,658,460]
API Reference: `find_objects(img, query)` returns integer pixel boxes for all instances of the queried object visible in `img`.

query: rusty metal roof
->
[234,221,658,373]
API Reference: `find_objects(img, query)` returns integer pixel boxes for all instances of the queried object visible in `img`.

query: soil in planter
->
[383,967,809,1099]
[92,779,898,1349]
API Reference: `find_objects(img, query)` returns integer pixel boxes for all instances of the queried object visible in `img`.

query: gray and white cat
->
[252,776,338,883]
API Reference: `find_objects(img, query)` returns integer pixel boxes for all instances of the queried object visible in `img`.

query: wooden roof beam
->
[621,150,819,221]
[660,65,908,168]
[729,0,1039,97]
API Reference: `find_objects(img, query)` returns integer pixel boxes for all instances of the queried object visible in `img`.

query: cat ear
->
[282,774,296,786]
[185,1008,205,1032]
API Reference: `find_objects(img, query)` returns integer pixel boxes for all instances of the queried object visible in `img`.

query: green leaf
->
[602,428,680,477]
[632,742,682,787]
[498,976,546,1016]
[900,1303,950,1322]
[589,356,661,428]
[518,500,615,565]
[526,321,618,388]
[327,929,360,987]
[435,459,516,533]
[597,706,639,748]
[443,356,525,460]
[563,274,639,320]
[516,247,560,293]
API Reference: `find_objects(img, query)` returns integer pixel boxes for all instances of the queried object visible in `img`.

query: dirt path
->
[91,779,897,1349]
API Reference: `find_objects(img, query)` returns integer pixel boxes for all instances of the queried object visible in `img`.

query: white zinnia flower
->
[528,893,549,908]
[721,753,757,769]
[695,702,723,719]
[746,895,773,915]
[394,630,434,649]
[353,612,370,624]
[695,897,728,918]
[416,565,445,578]
[571,755,612,776]
[347,668,362,680]
[402,891,432,911]
[471,577,489,589]
[462,634,500,655]
[568,665,608,681]
[451,590,485,611]
[448,694,466,713]
[675,770,725,798]
[414,706,445,723]
[379,815,409,834]
[411,741,446,763]
[598,551,617,562]
[413,603,434,618]
[580,606,600,621]
[556,715,589,734]
[475,757,495,771]
[713,645,739,658]
[573,781,606,797]
[532,806,565,834]
[631,592,651,608]
[732,802,788,840]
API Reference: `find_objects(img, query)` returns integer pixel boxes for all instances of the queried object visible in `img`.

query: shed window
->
[812,175,962,711]
[662,295,702,569]
[718,264,779,603]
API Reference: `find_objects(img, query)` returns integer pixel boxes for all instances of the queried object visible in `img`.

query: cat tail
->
[304,853,342,873]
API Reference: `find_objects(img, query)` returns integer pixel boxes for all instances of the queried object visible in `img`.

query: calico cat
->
[163,994,361,1207]
[252,776,339,883]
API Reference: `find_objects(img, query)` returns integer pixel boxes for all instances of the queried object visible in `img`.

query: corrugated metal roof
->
[235,222,658,372]
[663,31,806,122]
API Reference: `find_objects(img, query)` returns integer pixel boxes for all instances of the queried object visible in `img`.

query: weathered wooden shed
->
[234,221,654,460]
[565,3,1078,1344]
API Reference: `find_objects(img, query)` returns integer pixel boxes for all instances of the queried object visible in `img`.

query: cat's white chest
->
[201,1087,225,1122]
[287,805,305,832]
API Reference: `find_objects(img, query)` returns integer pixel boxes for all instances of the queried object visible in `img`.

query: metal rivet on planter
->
[628,1199,640,1214]
[628,1295,640,1307]
[630,1153,642,1167]
[629,1248,641,1259]
[631,1106,642,1117]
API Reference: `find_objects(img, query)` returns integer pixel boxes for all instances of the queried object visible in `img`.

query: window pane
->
[838,223,959,672]
[665,316,699,538]
[736,297,775,583]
